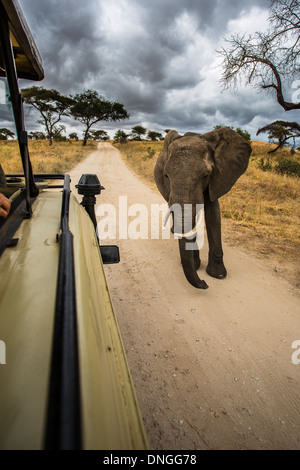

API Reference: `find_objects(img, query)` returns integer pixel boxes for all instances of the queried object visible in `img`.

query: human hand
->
[0,193,11,218]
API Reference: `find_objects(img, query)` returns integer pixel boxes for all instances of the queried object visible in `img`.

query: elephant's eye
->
[164,174,169,178]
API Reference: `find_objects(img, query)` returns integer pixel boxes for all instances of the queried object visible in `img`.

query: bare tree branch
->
[218,0,300,111]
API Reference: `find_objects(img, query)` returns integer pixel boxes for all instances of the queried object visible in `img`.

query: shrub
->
[257,157,272,172]
[274,159,300,177]
[236,127,251,142]
[142,147,155,161]
[114,130,128,144]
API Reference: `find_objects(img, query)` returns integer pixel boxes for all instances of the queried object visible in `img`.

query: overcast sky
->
[0,0,299,140]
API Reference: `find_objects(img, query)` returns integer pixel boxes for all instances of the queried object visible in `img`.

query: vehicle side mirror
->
[100,245,120,264]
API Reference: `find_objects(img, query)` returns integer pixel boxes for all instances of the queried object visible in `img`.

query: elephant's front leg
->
[204,191,227,279]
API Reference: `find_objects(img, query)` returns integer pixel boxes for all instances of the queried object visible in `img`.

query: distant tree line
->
[113,126,166,143]
[18,87,169,146]
[113,126,253,144]
[20,87,129,146]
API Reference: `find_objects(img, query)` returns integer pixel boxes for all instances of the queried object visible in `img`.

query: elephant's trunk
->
[178,237,208,289]
[172,204,208,289]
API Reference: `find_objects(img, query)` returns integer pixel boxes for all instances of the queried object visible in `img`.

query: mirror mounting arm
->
[76,174,119,265]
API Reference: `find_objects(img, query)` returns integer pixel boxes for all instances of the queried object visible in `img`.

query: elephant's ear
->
[183,131,201,137]
[154,130,181,201]
[202,128,251,201]
[164,130,181,150]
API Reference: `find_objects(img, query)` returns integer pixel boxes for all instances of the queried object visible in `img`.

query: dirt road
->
[70,143,300,450]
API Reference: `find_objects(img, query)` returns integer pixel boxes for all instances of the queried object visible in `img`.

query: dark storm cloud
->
[0,105,15,128]
[1,0,288,139]
[20,0,106,92]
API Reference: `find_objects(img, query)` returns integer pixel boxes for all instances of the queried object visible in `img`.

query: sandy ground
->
[70,143,300,450]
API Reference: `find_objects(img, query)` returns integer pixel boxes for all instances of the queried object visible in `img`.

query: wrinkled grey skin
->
[154,127,252,289]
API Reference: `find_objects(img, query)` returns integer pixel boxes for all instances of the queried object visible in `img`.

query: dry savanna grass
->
[0,139,97,174]
[115,139,300,288]
[114,140,163,190]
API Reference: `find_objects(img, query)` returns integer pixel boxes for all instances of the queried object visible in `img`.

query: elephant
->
[154,127,252,289]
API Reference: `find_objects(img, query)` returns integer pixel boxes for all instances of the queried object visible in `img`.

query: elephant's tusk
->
[174,209,204,240]
[174,228,197,239]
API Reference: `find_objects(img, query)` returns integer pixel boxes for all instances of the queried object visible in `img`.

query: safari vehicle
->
[0,0,147,450]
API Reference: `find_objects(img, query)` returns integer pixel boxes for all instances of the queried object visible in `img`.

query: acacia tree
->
[21,86,72,145]
[0,128,14,140]
[218,0,300,111]
[257,120,300,152]
[91,129,109,141]
[147,130,163,141]
[70,90,129,146]
[131,125,147,140]
[69,132,79,141]
[114,130,128,143]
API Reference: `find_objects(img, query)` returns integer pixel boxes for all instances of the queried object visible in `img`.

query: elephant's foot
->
[206,261,227,279]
